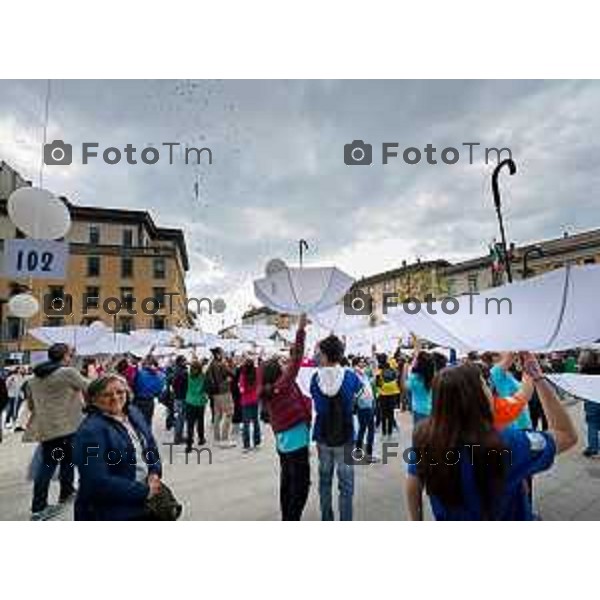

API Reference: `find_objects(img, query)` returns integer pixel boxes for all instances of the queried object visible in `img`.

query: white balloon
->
[7,187,71,240]
[265,258,287,277]
[213,298,227,314]
[8,293,39,319]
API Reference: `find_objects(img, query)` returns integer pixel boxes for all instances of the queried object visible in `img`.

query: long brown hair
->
[414,364,507,517]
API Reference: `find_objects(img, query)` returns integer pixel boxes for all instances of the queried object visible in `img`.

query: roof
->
[353,259,451,287]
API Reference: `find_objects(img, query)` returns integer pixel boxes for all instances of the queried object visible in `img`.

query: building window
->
[5,317,23,341]
[118,316,134,333]
[153,257,166,279]
[85,286,100,309]
[153,287,166,309]
[87,256,101,277]
[120,287,135,310]
[446,278,456,296]
[584,257,596,265]
[81,317,100,326]
[152,315,166,330]
[121,257,134,278]
[44,317,65,327]
[468,274,478,293]
[123,229,133,247]
[89,225,100,245]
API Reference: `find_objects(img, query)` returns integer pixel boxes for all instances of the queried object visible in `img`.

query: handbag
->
[144,482,182,521]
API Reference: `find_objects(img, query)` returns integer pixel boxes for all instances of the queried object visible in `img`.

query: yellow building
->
[0,164,190,358]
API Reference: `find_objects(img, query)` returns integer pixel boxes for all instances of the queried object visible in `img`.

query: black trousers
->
[185,404,206,449]
[133,397,155,427]
[32,435,75,513]
[279,446,311,521]
[380,395,397,436]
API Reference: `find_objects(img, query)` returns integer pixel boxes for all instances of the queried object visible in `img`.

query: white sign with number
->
[3,239,68,279]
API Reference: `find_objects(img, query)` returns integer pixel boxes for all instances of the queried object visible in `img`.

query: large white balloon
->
[7,187,71,240]
[265,258,287,277]
[8,293,40,319]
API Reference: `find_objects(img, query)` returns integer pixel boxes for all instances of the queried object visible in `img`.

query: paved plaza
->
[0,402,599,521]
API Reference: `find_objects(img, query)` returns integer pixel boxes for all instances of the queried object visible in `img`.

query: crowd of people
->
[0,317,595,521]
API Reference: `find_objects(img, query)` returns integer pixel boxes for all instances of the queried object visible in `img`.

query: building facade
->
[241,306,297,329]
[351,259,451,320]
[0,163,191,356]
[445,232,600,296]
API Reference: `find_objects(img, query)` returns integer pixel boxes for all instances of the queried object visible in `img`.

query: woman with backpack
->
[259,314,312,520]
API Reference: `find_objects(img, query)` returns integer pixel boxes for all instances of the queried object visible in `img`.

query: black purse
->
[144,482,183,521]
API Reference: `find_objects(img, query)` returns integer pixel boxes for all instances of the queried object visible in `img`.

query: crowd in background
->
[0,325,596,521]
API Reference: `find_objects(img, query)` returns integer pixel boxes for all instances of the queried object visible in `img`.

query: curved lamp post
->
[491,159,517,283]
[298,239,309,268]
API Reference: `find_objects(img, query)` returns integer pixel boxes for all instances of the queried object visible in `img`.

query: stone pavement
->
[0,402,599,521]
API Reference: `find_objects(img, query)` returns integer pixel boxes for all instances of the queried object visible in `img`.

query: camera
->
[43,140,73,165]
[344,140,372,166]
[343,289,373,316]
[344,444,371,466]
[43,293,73,316]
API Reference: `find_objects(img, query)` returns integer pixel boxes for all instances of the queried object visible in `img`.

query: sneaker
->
[583,448,600,458]
[14,426,25,433]
[221,439,237,448]
[198,438,207,446]
[30,505,62,521]
[242,447,252,454]
[367,454,381,464]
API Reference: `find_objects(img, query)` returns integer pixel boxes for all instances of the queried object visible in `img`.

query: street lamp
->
[298,239,309,268]
[491,158,517,283]
[522,245,544,279]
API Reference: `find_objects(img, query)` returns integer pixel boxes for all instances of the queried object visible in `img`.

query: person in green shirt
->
[185,359,209,452]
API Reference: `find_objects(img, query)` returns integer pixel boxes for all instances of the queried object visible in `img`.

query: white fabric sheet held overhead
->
[385,264,600,352]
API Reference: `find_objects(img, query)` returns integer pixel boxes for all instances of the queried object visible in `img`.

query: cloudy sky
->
[1,80,599,330]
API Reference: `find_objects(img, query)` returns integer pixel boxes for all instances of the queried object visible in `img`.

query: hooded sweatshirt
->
[310,365,362,445]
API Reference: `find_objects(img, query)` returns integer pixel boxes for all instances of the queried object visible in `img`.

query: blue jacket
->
[73,404,162,521]
[134,367,166,399]
[310,367,362,445]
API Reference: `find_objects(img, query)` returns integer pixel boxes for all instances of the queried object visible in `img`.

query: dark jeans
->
[242,404,261,449]
[31,435,75,513]
[133,397,155,427]
[185,404,206,450]
[5,395,20,425]
[529,400,548,431]
[174,397,186,443]
[356,407,375,455]
[380,395,397,436]
[279,446,311,521]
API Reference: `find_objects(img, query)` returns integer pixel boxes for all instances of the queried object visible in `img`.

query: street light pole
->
[298,239,308,268]
[491,159,517,284]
